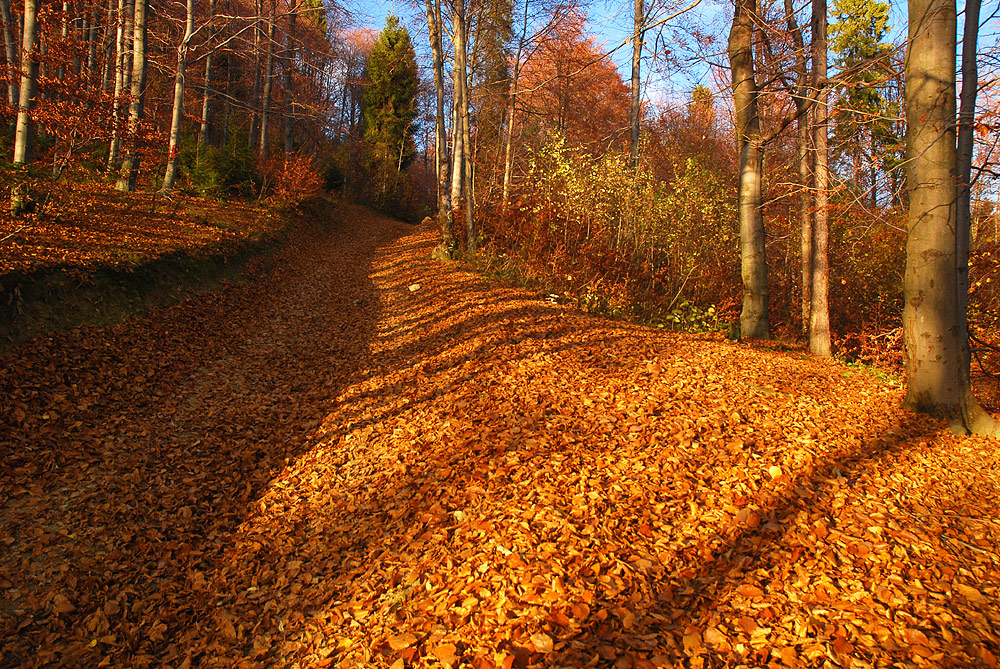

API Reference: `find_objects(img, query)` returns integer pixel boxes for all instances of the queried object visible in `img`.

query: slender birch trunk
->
[248,0,262,149]
[162,0,195,191]
[502,0,530,210]
[107,0,131,168]
[198,0,217,150]
[629,0,643,165]
[282,0,296,154]
[13,0,38,165]
[784,0,811,336]
[1,0,18,106]
[258,4,276,154]
[116,0,147,192]
[425,0,453,247]
[452,0,474,251]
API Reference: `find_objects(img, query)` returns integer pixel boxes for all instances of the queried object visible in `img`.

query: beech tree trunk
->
[501,0,530,210]
[809,0,832,356]
[450,3,465,219]
[453,0,474,252]
[248,0,262,149]
[957,0,980,377]
[12,0,38,166]
[258,3,275,154]
[107,0,132,169]
[425,0,453,248]
[1,0,18,106]
[902,0,998,434]
[783,0,811,337]
[282,0,296,154]
[629,0,643,165]
[198,0,217,151]
[162,0,195,191]
[729,0,769,339]
[116,0,146,192]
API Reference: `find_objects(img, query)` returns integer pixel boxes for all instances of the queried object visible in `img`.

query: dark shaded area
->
[0,201,405,666]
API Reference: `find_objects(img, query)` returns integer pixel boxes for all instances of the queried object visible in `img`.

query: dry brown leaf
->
[530,632,554,653]
[389,633,418,651]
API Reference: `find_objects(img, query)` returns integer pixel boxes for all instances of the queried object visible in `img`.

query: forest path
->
[2,201,999,668]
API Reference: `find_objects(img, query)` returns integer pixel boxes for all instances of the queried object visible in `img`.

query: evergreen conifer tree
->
[362,15,419,173]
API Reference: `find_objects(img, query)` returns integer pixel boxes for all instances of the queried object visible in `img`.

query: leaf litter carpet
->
[2,203,1000,669]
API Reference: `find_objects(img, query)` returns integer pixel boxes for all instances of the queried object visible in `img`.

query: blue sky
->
[341,0,732,106]
[342,0,991,111]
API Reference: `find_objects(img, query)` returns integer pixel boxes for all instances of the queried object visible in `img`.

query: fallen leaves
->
[2,203,1000,668]
[388,633,418,651]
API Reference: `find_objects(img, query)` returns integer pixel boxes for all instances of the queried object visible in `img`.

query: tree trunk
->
[258,3,275,154]
[903,0,997,434]
[162,0,194,191]
[1,0,18,106]
[784,0,811,337]
[451,3,465,220]
[729,0,770,339]
[282,0,296,154]
[87,8,98,74]
[107,0,132,169]
[809,0,832,356]
[425,0,453,248]
[453,0,475,252]
[198,0,217,151]
[629,0,643,165]
[221,57,232,143]
[248,0,262,150]
[12,0,38,165]
[957,0,980,375]
[116,0,146,192]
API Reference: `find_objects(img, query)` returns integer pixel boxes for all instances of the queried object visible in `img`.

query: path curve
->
[2,201,999,668]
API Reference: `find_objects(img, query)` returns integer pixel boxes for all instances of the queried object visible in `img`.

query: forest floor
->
[2,200,1000,669]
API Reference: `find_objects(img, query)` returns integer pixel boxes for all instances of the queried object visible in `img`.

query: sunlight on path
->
[2,203,1000,668]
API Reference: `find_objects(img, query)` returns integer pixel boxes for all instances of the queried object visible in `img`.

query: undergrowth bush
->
[183,142,259,199]
[481,137,740,332]
[259,152,323,208]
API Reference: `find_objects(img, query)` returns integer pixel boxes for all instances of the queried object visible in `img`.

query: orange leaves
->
[528,632,553,653]
[388,633,417,651]
[4,211,1000,668]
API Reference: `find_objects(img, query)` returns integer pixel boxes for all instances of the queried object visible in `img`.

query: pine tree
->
[362,15,419,174]
[830,0,898,203]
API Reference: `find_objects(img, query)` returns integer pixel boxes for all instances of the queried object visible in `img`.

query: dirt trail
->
[2,201,1000,668]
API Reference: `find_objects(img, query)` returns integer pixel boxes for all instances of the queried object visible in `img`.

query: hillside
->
[1,201,998,668]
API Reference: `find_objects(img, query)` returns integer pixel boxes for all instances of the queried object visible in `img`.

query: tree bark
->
[453,0,475,252]
[12,0,38,166]
[107,0,132,169]
[729,0,770,339]
[809,0,832,356]
[282,0,296,154]
[198,0,217,151]
[501,0,530,210]
[903,0,997,434]
[258,2,275,154]
[451,3,465,220]
[629,0,643,165]
[425,0,453,248]
[162,0,195,191]
[1,0,18,107]
[957,0,980,378]
[784,0,811,337]
[116,0,146,192]
[248,0,262,150]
